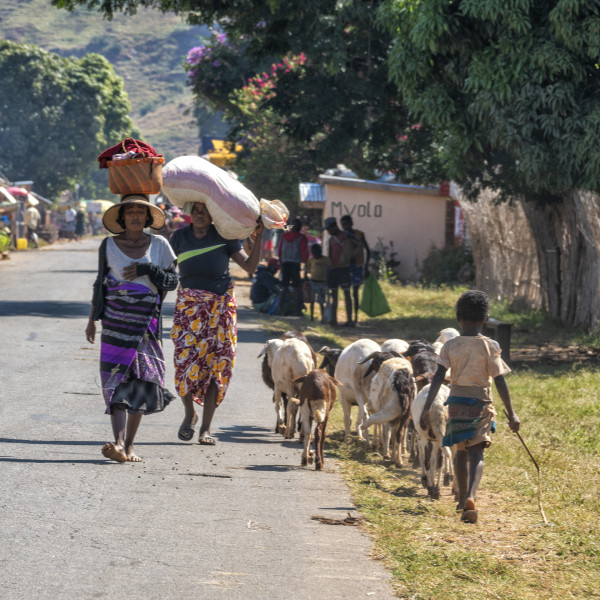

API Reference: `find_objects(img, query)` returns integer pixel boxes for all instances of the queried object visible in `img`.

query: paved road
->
[0,238,397,599]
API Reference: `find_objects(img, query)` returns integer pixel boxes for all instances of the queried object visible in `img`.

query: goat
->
[380,338,409,355]
[317,346,343,376]
[359,350,402,380]
[290,370,342,470]
[410,350,439,391]
[334,338,381,444]
[404,344,441,463]
[404,340,436,358]
[435,327,460,345]
[258,338,285,393]
[411,383,455,499]
[270,338,315,439]
[258,330,317,391]
[361,356,416,467]
[357,350,403,454]
[258,330,317,432]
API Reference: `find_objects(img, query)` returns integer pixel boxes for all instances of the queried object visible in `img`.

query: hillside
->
[0,0,226,160]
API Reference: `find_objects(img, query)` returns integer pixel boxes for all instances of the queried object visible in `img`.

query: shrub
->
[419,244,474,287]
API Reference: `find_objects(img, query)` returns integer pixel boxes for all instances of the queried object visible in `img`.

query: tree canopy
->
[377,0,600,328]
[53,0,442,185]
[0,40,133,198]
[380,0,600,203]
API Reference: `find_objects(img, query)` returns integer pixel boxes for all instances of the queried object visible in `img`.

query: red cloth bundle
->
[97,138,161,169]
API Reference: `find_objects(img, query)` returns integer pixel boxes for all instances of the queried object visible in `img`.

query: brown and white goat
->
[361,357,416,467]
[290,370,343,471]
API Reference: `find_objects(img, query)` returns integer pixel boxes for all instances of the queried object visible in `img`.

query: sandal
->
[178,413,198,441]
[199,431,216,445]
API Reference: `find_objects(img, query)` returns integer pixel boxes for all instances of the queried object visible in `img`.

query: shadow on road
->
[244,464,305,472]
[0,437,204,447]
[47,269,97,274]
[217,425,275,445]
[0,300,91,318]
[0,457,108,465]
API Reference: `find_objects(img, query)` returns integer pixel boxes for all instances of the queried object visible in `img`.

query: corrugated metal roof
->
[299,182,325,203]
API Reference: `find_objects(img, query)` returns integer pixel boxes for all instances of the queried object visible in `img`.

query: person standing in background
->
[305,243,329,322]
[340,214,370,325]
[75,207,86,241]
[323,216,361,327]
[23,201,41,249]
[64,205,77,240]
[277,217,308,316]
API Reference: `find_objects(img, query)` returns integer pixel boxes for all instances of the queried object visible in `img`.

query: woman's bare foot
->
[102,442,127,463]
[125,444,142,462]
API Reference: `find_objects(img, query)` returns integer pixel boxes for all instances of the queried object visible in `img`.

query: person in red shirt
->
[277,217,309,315]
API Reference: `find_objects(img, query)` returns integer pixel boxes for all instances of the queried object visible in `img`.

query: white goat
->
[411,383,454,499]
[435,328,460,345]
[361,356,416,467]
[380,338,410,355]
[270,338,315,439]
[334,338,381,444]
[258,339,285,432]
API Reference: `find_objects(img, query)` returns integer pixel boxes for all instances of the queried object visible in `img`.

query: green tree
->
[380,0,600,329]
[0,40,133,198]
[53,0,442,184]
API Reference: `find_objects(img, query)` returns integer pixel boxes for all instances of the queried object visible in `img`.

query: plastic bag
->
[260,198,289,229]
[359,272,391,317]
[162,155,288,239]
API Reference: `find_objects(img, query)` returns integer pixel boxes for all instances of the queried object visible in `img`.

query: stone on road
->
[0,238,396,599]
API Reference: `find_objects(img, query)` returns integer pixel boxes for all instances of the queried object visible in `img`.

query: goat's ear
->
[317,346,330,354]
[257,347,267,358]
[390,350,401,357]
[289,397,301,405]
[292,375,307,384]
[415,374,425,381]
[330,377,344,387]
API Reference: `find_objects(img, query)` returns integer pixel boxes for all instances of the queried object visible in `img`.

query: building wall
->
[320,177,449,280]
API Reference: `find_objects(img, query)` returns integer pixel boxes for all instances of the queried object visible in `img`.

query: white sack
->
[162,155,288,240]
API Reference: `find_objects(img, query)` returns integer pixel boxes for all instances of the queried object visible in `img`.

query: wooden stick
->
[504,411,549,524]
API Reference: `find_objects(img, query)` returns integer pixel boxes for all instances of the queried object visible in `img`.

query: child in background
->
[420,290,520,524]
[305,243,329,322]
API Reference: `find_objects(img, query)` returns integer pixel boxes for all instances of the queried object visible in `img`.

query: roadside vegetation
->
[262,283,600,599]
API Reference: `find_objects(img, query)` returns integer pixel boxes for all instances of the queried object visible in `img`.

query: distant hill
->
[0,0,226,160]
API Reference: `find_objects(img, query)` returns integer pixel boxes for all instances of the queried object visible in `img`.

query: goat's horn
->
[358,352,379,365]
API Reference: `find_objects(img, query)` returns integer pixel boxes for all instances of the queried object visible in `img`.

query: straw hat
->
[102,194,166,234]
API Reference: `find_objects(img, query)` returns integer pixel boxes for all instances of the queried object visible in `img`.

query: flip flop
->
[199,432,216,445]
[178,413,198,441]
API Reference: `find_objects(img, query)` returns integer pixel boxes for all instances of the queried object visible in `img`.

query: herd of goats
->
[257,328,461,499]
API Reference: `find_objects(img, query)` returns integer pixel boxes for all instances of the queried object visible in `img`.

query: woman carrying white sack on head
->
[163,155,289,445]
[169,202,263,444]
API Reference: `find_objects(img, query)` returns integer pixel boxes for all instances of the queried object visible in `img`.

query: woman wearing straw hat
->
[169,201,263,445]
[85,194,178,463]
